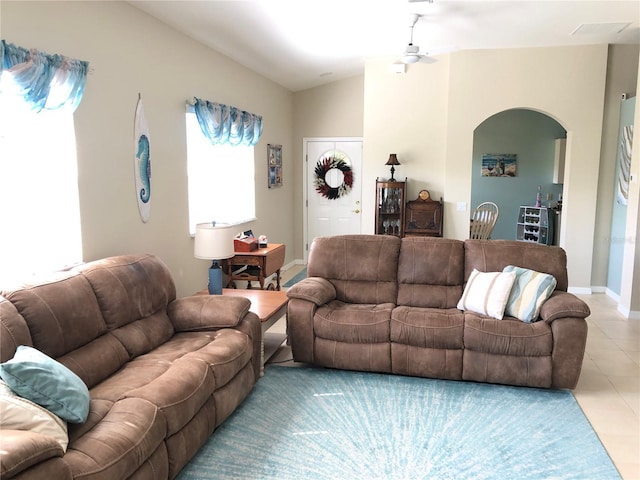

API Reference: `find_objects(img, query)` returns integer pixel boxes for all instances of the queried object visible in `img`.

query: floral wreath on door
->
[313,153,353,200]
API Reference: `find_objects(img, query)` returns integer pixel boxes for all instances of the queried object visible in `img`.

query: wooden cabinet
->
[375,178,406,237]
[516,206,554,245]
[405,190,443,237]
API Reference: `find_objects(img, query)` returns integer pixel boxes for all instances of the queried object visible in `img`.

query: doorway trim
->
[303,137,363,262]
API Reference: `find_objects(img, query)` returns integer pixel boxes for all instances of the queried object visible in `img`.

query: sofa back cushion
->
[308,235,400,304]
[76,254,177,358]
[464,240,568,292]
[398,238,465,308]
[2,273,108,359]
[0,297,33,362]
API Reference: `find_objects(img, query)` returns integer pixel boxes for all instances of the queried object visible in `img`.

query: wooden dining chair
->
[469,202,499,239]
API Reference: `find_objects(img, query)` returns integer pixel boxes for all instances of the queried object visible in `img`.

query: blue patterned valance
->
[190,97,263,147]
[1,40,89,112]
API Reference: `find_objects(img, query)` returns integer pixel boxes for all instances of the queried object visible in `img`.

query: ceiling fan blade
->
[418,55,438,64]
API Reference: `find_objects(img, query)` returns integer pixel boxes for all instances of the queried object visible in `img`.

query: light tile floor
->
[271,266,640,479]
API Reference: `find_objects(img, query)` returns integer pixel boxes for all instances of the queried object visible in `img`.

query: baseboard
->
[591,286,606,294]
[617,304,640,320]
[282,259,305,272]
[568,286,592,295]
[605,288,621,302]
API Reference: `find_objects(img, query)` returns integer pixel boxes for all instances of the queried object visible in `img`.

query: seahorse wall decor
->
[134,94,151,222]
[137,135,151,203]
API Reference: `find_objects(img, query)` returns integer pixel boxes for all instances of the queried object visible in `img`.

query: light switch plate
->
[457,202,467,212]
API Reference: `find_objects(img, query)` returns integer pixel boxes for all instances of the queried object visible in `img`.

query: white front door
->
[304,138,363,261]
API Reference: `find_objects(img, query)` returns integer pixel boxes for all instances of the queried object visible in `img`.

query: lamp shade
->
[386,154,400,166]
[194,222,235,260]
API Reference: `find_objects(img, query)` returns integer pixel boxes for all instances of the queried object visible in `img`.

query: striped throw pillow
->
[457,269,517,320]
[503,265,557,323]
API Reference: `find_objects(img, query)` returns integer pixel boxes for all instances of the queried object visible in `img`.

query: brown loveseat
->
[287,235,590,389]
[0,254,261,479]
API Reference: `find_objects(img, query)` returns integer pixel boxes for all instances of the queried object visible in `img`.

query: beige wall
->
[1,1,295,297]
[3,1,639,307]
[593,44,639,290]
[292,75,364,259]
[364,45,615,291]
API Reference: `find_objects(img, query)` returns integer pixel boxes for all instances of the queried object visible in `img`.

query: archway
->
[471,108,566,242]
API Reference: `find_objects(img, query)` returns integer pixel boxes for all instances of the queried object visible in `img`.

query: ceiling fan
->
[397,13,438,65]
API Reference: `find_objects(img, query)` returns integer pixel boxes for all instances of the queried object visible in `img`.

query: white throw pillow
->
[457,269,517,320]
[0,380,68,451]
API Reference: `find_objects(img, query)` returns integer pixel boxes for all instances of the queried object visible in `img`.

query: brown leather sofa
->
[287,235,590,389]
[0,254,261,479]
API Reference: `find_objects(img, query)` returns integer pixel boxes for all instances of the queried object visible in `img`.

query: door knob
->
[353,209,361,213]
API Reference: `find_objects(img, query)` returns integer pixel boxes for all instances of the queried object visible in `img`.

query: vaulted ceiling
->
[130,1,640,92]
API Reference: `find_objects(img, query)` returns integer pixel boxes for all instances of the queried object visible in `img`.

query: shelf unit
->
[516,206,554,245]
[375,178,406,237]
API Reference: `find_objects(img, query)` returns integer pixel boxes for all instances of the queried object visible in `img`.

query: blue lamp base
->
[208,260,224,295]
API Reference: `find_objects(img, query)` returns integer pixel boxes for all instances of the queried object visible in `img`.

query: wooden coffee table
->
[197,288,288,374]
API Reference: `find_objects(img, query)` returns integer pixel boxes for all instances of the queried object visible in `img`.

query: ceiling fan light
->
[402,55,420,64]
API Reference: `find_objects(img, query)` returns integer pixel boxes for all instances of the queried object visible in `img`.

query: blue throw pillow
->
[0,345,90,423]
[503,265,557,323]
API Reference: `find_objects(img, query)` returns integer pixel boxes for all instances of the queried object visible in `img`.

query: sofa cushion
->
[168,295,251,330]
[0,380,68,451]
[0,297,32,363]
[56,334,131,390]
[124,330,252,436]
[397,237,465,308]
[0,430,66,479]
[0,346,90,423]
[464,240,568,292]
[2,274,107,359]
[463,313,553,356]
[503,265,557,322]
[123,356,214,437]
[308,235,400,305]
[313,301,393,343]
[390,306,464,349]
[456,269,516,320]
[462,350,552,388]
[76,254,176,331]
[314,338,391,373]
[62,397,166,479]
[109,312,175,360]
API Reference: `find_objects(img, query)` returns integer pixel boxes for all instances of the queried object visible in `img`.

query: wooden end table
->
[222,243,286,290]
[196,288,288,375]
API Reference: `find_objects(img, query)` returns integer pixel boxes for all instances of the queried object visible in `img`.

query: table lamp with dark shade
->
[194,222,235,294]
[386,154,400,181]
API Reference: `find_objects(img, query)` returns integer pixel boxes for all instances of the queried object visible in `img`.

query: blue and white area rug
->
[283,267,307,288]
[178,367,620,480]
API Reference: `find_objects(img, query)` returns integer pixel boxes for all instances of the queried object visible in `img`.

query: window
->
[0,78,82,285]
[186,111,256,235]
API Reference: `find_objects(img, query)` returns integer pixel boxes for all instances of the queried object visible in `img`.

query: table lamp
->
[386,154,400,181]
[194,222,235,294]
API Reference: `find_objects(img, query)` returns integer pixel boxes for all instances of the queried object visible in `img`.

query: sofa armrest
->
[168,295,251,331]
[286,277,336,306]
[539,291,590,323]
[0,430,65,479]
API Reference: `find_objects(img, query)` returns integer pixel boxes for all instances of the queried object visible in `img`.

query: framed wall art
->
[268,143,282,188]
[481,153,517,177]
